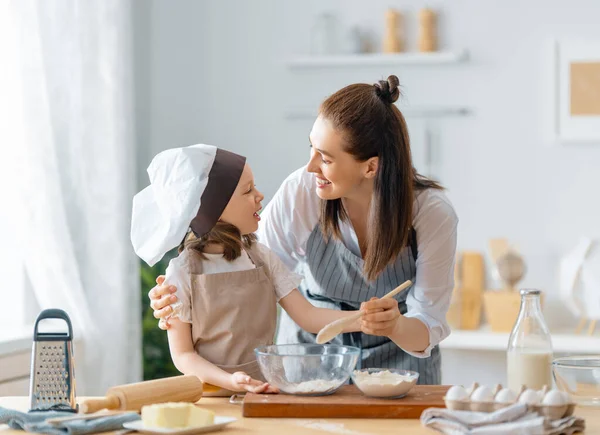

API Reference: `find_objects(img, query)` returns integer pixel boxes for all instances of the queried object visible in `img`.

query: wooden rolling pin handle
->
[79,395,121,414]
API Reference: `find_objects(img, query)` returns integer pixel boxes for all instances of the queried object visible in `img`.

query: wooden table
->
[1,396,598,434]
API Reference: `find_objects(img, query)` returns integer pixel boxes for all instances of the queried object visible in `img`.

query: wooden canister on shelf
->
[448,251,484,330]
[383,9,403,53]
[418,8,437,52]
[460,251,484,330]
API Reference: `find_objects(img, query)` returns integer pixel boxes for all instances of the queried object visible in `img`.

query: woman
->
[148,75,458,384]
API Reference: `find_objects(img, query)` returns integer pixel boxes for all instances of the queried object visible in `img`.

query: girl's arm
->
[278,289,361,334]
[167,319,276,393]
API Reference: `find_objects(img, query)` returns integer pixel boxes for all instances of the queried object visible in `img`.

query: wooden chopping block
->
[79,375,213,414]
[242,384,449,418]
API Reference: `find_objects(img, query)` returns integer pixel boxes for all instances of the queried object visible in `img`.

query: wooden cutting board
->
[242,384,449,418]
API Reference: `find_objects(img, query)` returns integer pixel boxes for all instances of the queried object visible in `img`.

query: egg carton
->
[444,383,576,420]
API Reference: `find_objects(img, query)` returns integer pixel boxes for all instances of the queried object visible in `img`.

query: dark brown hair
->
[178,222,256,261]
[319,75,443,281]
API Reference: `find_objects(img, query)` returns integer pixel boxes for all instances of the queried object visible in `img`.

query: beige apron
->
[187,246,277,396]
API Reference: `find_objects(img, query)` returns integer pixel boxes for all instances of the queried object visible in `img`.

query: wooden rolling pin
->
[79,375,218,414]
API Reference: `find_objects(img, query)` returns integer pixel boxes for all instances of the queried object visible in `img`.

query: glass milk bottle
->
[507,289,553,392]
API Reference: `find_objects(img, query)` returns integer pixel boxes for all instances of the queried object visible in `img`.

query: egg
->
[471,385,494,403]
[446,385,468,401]
[542,389,567,406]
[495,388,517,404]
[519,388,541,405]
[560,391,572,403]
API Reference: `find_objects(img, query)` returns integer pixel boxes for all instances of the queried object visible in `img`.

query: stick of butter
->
[141,402,215,428]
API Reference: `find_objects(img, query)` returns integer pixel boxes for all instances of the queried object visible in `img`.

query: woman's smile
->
[316,176,331,189]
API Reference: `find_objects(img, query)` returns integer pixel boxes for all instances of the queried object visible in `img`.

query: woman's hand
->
[360,297,401,337]
[148,275,178,330]
[230,372,279,394]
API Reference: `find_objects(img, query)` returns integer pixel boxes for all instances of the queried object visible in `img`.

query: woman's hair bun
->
[374,75,400,104]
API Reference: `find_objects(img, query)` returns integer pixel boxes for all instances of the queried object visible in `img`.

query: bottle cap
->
[520,288,541,296]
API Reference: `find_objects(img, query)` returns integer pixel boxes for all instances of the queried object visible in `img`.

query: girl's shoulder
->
[247,241,275,264]
[166,249,190,272]
[170,247,211,276]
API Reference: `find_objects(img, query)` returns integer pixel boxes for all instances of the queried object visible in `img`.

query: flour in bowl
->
[352,370,417,398]
[285,379,341,394]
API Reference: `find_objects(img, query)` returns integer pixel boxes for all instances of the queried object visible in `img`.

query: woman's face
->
[307,116,377,201]
[220,164,264,235]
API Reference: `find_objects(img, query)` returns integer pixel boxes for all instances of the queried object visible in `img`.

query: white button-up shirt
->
[257,166,458,358]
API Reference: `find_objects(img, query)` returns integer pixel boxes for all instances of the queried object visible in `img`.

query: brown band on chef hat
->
[189,148,246,238]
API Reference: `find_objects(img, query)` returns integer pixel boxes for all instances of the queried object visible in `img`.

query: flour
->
[292,420,373,435]
[352,370,417,398]
[284,379,342,394]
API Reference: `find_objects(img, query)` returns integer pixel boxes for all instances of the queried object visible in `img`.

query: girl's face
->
[219,164,264,235]
[307,116,377,201]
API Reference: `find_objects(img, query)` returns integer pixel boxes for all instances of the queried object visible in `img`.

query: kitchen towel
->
[0,407,140,435]
[421,403,585,435]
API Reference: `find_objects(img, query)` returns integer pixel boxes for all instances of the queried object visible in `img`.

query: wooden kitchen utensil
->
[78,375,214,414]
[315,280,412,344]
[483,241,529,332]
[488,238,510,265]
[496,250,526,292]
[242,384,449,418]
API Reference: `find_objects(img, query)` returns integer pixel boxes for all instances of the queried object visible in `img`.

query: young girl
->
[131,144,380,394]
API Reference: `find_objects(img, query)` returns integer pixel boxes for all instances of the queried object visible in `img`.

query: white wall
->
[134,0,600,384]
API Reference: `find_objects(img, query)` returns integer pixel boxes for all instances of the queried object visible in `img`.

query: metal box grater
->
[29,309,77,412]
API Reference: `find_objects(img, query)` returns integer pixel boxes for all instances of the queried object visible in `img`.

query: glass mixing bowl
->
[255,344,360,396]
[552,355,600,406]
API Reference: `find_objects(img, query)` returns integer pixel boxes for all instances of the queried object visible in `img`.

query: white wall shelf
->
[440,329,600,354]
[286,50,468,69]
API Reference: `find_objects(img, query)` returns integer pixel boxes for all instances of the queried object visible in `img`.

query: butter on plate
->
[141,402,215,428]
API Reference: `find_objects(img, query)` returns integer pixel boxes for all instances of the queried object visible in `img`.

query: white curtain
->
[0,0,141,394]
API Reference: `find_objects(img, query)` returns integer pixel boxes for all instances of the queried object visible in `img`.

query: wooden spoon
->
[315,280,413,344]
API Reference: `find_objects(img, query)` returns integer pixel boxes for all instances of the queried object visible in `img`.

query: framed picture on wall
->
[554,40,600,143]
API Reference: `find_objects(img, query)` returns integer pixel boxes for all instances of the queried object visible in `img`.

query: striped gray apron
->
[276,225,441,385]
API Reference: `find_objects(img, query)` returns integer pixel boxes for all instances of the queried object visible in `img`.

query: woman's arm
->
[167,319,276,393]
[149,275,177,329]
[360,298,430,352]
[278,289,360,334]
[362,190,458,356]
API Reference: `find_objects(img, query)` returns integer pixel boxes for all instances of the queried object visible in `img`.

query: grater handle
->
[34,309,73,341]
[79,395,121,414]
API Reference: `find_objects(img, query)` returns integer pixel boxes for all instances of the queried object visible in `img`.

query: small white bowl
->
[351,368,419,399]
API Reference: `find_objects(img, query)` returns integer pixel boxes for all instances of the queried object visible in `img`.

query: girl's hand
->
[148,275,178,330]
[360,297,401,337]
[230,372,279,394]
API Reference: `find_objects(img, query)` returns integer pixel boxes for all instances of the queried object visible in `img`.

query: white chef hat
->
[131,144,246,266]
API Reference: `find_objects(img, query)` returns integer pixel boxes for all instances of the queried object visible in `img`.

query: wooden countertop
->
[1,396,598,434]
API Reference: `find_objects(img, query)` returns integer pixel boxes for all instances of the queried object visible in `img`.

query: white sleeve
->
[255,243,304,302]
[163,251,193,323]
[256,166,320,273]
[403,190,458,358]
